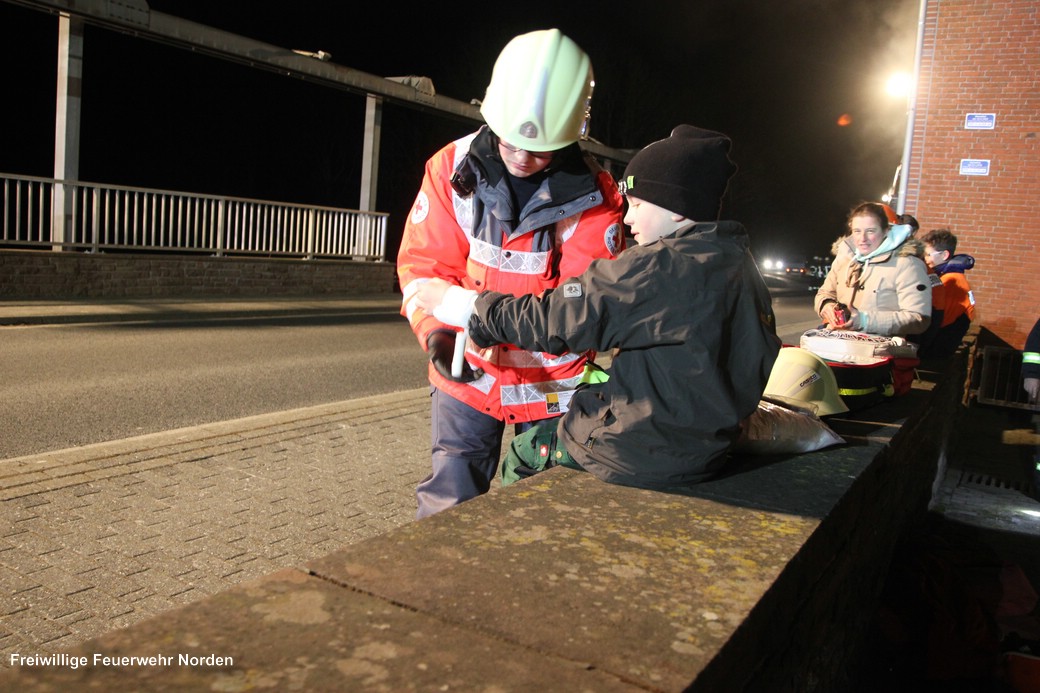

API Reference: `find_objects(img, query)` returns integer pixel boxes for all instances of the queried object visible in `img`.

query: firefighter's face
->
[498,140,554,178]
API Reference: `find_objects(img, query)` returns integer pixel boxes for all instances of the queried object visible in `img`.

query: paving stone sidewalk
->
[0,388,435,666]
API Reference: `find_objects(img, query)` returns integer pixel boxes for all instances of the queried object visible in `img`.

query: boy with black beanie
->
[417,125,780,490]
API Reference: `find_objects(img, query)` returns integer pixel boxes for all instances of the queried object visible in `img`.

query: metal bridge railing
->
[1,173,388,261]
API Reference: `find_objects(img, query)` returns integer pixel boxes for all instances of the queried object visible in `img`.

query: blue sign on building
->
[964,113,996,130]
[959,159,991,176]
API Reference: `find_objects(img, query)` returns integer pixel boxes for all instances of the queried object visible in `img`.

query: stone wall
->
[0,250,396,299]
[1,355,969,692]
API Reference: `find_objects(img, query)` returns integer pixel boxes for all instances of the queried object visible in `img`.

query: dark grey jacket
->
[469,221,780,489]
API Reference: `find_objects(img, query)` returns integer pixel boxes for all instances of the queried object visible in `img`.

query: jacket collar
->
[462,126,591,193]
[935,253,975,275]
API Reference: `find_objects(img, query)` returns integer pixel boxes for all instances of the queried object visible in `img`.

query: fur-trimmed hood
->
[830,228,925,264]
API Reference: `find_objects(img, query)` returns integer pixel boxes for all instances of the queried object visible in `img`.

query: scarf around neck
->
[852,223,912,263]
[846,223,912,289]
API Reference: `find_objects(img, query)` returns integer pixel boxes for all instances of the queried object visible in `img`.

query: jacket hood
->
[667,220,750,253]
[935,253,975,275]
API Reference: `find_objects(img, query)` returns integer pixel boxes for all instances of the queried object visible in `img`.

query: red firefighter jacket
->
[397,127,625,422]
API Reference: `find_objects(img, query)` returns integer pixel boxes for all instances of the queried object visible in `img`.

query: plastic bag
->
[734,398,846,455]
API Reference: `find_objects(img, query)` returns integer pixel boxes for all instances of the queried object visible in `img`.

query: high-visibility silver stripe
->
[500,377,583,406]
[557,215,579,244]
[463,370,495,395]
[451,133,477,234]
[468,237,550,275]
[453,192,474,235]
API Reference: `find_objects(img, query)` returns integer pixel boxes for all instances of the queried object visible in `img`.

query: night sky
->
[1,0,920,263]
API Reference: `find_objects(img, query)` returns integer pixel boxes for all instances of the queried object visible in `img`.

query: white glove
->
[432,286,478,328]
[1025,377,1040,404]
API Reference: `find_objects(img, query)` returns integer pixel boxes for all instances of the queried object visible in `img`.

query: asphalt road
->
[766,272,826,343]
[1,311,430,459]
[1,285,817,460]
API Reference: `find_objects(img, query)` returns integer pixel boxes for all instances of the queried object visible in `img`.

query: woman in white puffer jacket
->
[814,202,931,337]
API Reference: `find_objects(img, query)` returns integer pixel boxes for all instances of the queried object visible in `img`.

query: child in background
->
[920,228,976,359]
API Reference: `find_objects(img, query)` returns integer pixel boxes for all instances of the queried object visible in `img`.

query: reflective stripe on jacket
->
[1024,318,1040,380]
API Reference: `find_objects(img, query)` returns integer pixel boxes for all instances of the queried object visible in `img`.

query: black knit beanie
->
[621,125,737,221]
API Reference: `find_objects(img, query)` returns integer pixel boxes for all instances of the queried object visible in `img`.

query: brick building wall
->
[905,0,1039,348]
[0,250,397,299]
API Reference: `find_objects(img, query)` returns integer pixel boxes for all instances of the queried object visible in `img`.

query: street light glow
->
[886,72,912,99]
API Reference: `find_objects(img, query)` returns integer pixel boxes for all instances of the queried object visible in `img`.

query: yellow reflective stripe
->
[1024,352,1040,365]
[839,387,879,396]
[580,364,610,385]
[839,384,894,397]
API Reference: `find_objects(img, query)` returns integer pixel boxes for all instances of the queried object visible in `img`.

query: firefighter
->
[397,29,625,518]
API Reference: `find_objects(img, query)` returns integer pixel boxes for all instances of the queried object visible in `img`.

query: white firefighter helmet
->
[763,347,849,416]
[480,28,594,151]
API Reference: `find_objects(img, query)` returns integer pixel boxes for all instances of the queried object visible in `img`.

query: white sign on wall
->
[959,159,991,176]
[964,113,996,130]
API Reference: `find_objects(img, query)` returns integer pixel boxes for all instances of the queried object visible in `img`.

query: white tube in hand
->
[451,327,468,378]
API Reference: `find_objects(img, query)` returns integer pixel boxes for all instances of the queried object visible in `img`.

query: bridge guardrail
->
[1,173,387,261]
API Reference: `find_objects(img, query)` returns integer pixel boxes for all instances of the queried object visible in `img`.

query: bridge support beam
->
[53,13,84,250]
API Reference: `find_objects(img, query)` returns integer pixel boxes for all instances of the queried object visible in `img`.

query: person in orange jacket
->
[920,227,977,358]
[397,29,625,518]
[900,213,948,358]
